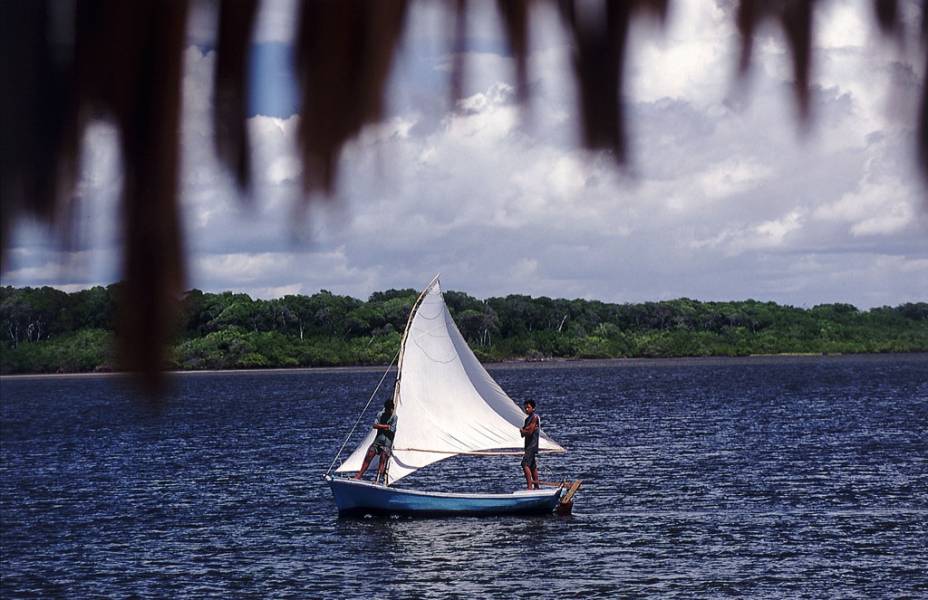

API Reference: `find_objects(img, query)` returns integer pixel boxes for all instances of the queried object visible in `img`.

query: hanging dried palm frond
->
[71,0,189,390]
[214,0,258,191]
[497,0,532,103]
[0,1,79,251]
[557,0,668,164]
[874,0,900,34]
[448,0,468,107]
[737,0,814,122]
[919,1,928,184]
[294,0,408,194]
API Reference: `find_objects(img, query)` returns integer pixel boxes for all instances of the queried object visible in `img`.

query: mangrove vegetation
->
[1,285,926,374]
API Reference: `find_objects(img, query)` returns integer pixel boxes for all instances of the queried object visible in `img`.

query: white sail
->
[335,278,565,483]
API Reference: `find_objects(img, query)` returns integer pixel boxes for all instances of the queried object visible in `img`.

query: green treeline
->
[2,284,927,374]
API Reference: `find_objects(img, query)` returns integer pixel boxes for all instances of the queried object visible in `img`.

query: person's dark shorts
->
[521,448,537,469]
[368,442,392,458]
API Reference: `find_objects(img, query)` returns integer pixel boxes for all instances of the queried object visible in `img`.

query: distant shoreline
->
[3,351,925,381]
[4,287,925,376]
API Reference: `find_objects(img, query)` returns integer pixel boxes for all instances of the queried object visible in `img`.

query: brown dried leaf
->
[450,0,468,107]
[736,1,814,123]
[873,0,898,35]
[215,0,258,191]
[0,1,79,267]
[781,1,813,122]
[558,0,666,163]
[295,0,408,194]
[73,0,189,390]
[497,0,531,103]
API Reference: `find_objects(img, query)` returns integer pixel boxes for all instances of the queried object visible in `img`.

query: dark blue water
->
[2,354,927,598]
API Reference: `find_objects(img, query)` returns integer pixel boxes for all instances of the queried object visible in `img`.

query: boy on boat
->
[520,400,541,490]
[354,398,398,483]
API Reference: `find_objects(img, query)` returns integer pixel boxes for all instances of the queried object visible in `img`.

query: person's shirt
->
[373,409,398,449]
[523,413,540,451]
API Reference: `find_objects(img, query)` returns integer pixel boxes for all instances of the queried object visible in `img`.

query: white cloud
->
[812,133,922,238]
[817,2,871,49]
[754,210,804,245]
[689,210,804,255]
[698,158,774,200]
[815,177,916,237]
[851,207,914,236]
[628,0,733,104]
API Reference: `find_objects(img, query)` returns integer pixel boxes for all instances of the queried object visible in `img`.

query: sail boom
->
[394,447,568,456]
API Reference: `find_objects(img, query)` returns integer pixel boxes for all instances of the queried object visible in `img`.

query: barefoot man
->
[519,400,541,490]
[354,399,397,483]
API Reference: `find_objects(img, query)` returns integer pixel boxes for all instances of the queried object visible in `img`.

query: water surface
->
[2,354,926,597]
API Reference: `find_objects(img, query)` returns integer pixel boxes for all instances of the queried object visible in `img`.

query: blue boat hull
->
[325,476,563,516]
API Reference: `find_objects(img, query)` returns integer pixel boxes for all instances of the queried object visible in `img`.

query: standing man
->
[519,399,541,490]
[354,398,398,483]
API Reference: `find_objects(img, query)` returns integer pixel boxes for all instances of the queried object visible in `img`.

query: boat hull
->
[325,476,563,516]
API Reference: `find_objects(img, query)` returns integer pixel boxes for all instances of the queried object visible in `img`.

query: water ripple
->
[2,354,927,597]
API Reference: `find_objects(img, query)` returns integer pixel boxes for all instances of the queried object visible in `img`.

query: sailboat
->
[324,275,580,516]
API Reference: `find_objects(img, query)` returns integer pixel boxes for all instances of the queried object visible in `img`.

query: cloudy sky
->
[3,0,927,308]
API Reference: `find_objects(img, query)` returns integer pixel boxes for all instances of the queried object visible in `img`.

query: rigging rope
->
[325,349,399,476]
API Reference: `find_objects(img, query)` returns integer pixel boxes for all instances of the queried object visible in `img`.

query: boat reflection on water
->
[332,512,559,594]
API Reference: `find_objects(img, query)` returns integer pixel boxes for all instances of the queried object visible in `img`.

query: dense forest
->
[1,284,926,374]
